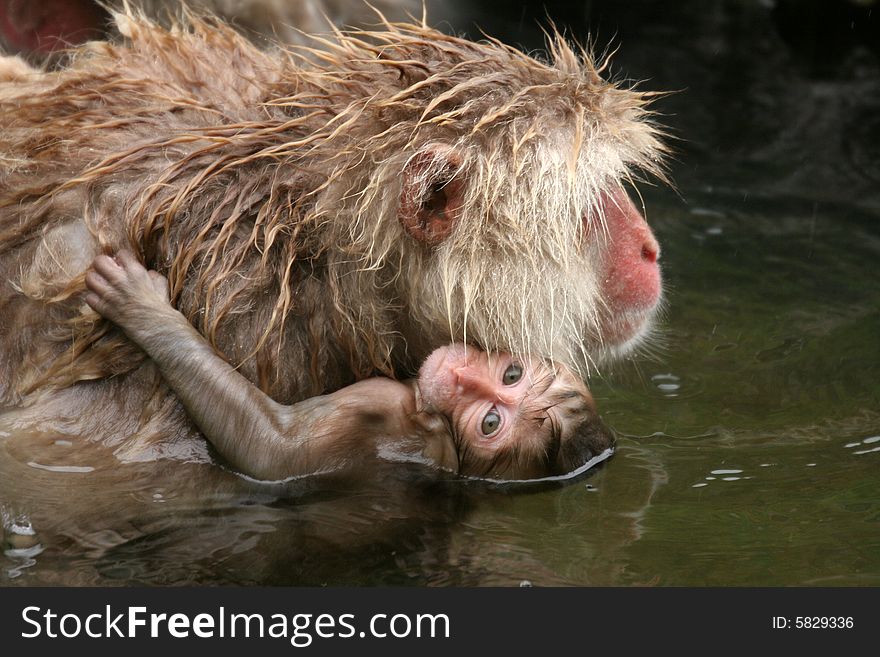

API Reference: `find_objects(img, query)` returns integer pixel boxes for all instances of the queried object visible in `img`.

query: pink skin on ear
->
[398,146,464,246]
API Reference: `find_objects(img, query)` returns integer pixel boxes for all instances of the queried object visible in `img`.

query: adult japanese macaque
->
[84,251,611,481]
[0,9,665,460]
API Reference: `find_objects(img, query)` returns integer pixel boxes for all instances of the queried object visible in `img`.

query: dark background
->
[454,0,880,212]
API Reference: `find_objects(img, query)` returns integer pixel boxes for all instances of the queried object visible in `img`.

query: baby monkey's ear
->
[398,145,465,246]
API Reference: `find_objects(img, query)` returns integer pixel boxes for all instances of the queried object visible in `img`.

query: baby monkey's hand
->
[84,250,171,331]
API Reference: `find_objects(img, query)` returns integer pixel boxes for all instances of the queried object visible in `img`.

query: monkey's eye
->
[502,364,523,385]
[481,408,502,436]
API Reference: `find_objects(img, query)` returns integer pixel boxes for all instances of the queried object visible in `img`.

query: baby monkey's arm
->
[84,251,331,480]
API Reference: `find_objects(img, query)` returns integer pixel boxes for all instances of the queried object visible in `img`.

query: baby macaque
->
[84,252,612,482]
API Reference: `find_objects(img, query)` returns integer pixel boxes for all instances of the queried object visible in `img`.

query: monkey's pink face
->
[591,189,663,348]
[417,344,587,478]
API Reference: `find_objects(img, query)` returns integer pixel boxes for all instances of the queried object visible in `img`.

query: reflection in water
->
[613,441,670,544]
[846,436,880,455]
[651,373,681,397]
[694,468,751,486]
[26,462,95,474]
[1,512,43,580]
[0,418,644,586]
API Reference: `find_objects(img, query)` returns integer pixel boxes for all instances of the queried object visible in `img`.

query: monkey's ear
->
[398,145,464,246]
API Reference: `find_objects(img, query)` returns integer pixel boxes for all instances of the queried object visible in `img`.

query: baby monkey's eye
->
[481,408,501,436]
[502,363,523,385]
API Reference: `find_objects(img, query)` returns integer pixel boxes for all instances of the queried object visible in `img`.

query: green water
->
[547,190,880,586]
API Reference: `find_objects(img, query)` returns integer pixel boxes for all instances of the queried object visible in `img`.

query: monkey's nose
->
[454,367,497,399]
[642,232,660,263]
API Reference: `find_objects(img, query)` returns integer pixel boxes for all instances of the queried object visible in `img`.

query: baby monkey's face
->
[417,344,610,480]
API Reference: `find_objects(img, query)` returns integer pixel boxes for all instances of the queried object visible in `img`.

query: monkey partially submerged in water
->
[85,251,612,481]
[0,9,666,458]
